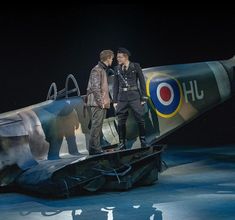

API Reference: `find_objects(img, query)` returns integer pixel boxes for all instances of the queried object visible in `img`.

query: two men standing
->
[87,48,147,155]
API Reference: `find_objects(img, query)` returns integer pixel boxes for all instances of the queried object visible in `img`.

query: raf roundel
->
[147,74,182,118]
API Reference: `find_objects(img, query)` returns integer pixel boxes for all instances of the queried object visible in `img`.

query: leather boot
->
[138,123,148,148]
[118,124,126,150]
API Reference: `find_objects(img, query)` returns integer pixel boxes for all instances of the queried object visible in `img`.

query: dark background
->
[0,5,235,145]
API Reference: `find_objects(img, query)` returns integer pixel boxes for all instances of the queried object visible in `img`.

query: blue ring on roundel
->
[149,76,181,115]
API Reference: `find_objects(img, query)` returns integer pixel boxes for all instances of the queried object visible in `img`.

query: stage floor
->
[1,145,235,220]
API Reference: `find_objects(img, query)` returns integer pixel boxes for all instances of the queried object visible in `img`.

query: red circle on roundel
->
[160,86,171,102]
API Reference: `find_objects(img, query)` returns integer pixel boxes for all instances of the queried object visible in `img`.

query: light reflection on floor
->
[0,145,235,220]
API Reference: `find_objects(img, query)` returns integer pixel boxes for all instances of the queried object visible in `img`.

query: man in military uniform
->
[86,50,114,155]
[113,48,148,149]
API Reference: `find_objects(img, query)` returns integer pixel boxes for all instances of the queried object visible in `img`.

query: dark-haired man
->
[113,48,148,149]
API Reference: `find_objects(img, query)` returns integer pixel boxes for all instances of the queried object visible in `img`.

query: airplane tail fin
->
[221,56,235,94]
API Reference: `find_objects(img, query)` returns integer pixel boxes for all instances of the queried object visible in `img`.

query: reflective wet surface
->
[1,145,235,220]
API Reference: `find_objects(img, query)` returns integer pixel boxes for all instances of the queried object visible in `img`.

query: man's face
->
[107,56,114,66]
[117,53,128,65]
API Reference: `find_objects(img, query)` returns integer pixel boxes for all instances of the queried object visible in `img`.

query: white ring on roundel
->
[156,82,174,106]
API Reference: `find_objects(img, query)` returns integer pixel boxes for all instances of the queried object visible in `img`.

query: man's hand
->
[99,103,104,109]
[141,101,146,105]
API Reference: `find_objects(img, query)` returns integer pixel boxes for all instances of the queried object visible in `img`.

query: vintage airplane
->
[0,56,234,197]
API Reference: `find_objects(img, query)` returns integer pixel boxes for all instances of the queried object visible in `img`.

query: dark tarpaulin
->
[10,145,164,198]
